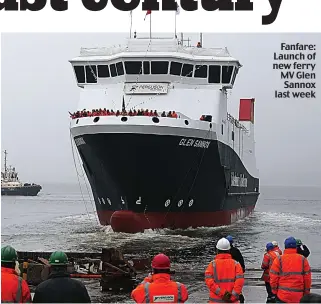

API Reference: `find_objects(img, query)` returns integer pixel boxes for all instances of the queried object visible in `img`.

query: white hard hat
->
[272,241,278,247]
[216,238,231,251]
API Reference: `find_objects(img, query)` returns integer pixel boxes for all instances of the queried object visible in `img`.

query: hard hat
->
[226,235,233,244]
[272,241,278,247]
[49,251,68,265]
[216,238,231,251]
[284,237,297,249]
[151,254,170,269]
[296,239,303,246]
[266,242,274,252]
[1,245,18,263]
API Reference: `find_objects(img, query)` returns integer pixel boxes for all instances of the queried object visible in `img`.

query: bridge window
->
[194,65,207,78]
[143,61,150,74]
[222,66,234,84]
[209,65,221,83]
[232,131,234,141]
[74,66,85,83]
[125,61,142,74]
[98,65,110,78]
[151,61,169,74]
[170,61,182,76]
[182,64,193,77]
[110,64,117,77]
[85,65,97,83]
[231,67,238,85]
[116,62,124,76]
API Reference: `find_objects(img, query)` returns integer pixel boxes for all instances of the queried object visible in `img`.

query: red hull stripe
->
[97,206,255,233]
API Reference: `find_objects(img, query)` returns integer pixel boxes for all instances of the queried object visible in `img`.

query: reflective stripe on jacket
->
[1,267,31,303]
[261,250,280,282]
[131,273,188,303]
[269,248,312,303]
[205,253,244,303]
[274,247,283,255]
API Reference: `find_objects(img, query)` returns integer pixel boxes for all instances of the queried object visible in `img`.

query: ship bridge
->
[70,37,241,89]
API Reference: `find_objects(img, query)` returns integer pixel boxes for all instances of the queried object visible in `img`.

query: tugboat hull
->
[1,185,42,196]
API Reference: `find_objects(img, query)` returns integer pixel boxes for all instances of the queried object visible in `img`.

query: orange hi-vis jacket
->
[205,253,244,303]
[274,247,282,255]
[270,248,311,303]
[261,250,280,282]
[1,267,31,303]
[131,273,188,303]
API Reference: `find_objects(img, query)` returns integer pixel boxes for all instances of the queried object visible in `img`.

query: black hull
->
[74,132,259,232]
[1,185,42,196]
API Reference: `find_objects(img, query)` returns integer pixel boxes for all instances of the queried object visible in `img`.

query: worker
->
[296,239,310,258]
[226,235,245,302]
[270,237,311,303]
[261,242,280,303]
[205,238,244,303]
[131,253,188,303]
[272,241,282,255]
[1,245,31,303]
[225,235,245,273]
[33,251,91,303]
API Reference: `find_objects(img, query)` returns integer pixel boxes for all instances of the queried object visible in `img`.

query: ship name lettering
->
[193,140,210,149]
[179,138,210,149]
[179,138,195,147]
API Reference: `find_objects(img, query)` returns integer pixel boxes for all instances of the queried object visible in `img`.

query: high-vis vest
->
[205,253,244,303]
[1,267,31,303]
[270,248,311,303]
[261,250,280,282]
[274,247,282,255]
[131,273,188,303]
[143,281,182,303]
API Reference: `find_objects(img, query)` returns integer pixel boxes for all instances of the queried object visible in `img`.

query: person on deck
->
[225,235,245,302]
[205,238,244,303]
[131,253,188,303]
[272,241,282,255]
[1,245,31,303]
[296,239,310,258]
[261,242,280,303]
[33,251,91,303]
[270,237,311,303]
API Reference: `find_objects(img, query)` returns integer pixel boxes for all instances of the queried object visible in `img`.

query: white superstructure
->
[69,36,258,178]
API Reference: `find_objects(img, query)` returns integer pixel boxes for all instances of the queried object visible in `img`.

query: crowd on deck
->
[2,236,319,303]
[69,108,178,119]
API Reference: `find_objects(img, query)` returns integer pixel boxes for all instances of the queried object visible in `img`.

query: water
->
[2,184,321,302]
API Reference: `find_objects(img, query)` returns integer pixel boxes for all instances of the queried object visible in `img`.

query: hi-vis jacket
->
[205,253,244,303]
[270,248,311,303]
[131,273,188,303]
[274,247,283,255]
[261,250,280,282]
[1,267,31,303]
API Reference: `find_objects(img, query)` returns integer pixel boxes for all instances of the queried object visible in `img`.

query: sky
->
[1,33,320,186]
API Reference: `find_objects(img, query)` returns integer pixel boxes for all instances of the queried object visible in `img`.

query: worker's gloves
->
[222,291,232,302]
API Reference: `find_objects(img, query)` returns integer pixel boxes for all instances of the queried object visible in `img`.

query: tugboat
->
[69,33,260,233]
[1,150,42,196]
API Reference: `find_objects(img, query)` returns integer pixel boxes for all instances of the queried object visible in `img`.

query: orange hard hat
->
[151,253,170,269]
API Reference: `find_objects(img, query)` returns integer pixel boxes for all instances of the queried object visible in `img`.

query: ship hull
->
[74,131,259,233]
[1,185,42,196]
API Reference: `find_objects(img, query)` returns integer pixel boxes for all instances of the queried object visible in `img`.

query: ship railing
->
[227,113,249,133]
[79,42,231,58]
